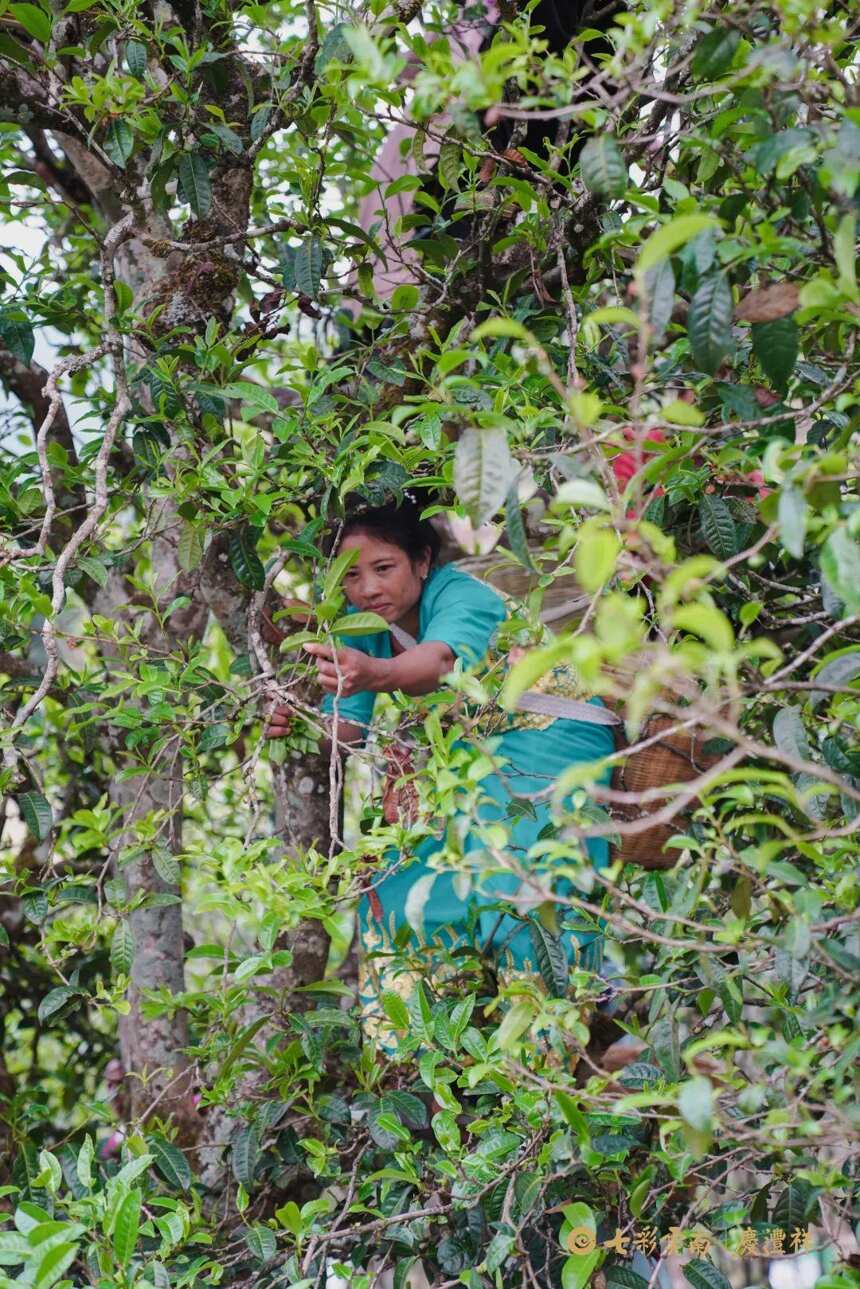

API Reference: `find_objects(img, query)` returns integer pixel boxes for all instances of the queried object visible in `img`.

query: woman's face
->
[340,532,430,624]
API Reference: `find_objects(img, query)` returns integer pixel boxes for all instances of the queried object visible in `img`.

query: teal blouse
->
[320,564,507,732]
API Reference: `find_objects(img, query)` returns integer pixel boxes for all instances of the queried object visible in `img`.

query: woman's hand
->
[266,703,294,738]
[303,642,380,697]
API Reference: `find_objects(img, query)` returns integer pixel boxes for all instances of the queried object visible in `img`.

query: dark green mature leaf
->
[150,1133,192,1190]
[110,920,134,975]
[684,1260,732,1289]
[752,317,798,391]
[228,526,265,589]
[772,1180,820,1229]
[580,135,627,197]
[199,721,231,752]
[505,482,536,571]
[381,1090,428,1129]
[209,123,244,155]
[699,494,737,559]
[606,1267,649,1289]
[528,918,569,997]
[250,104,271,142]
[720,978,743,1022]
[649,1015,681,1078]
[437,135,463,191]
[177,153,212,218]
[37,986,81,1025]
[394,1259,419,1289]
[555,1091,590,1143]
[125,39,147,77]
[294,235,323,298]
[231,1125,260,1188]
[18,790,53,841]
[0,307,35,364]
[316,21,353,72]
[773,706,811,761]
[692,28,741,79]
[644,259,675,343]
[22,890,48,923]
[688,271,733,374]
[811,651,860,705]
[368,1105,405,1148]
[244,1225,277,1262]
[616,1062,663,1089]
[104,119,134,168]
[151,845,180,885]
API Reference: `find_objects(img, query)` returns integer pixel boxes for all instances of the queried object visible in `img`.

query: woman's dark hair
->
[329,497,441,566]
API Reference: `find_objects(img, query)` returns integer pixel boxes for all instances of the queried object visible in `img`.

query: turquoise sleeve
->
[421,574,506,666]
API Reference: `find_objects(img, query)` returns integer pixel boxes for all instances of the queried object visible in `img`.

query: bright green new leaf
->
[636,215,720,275]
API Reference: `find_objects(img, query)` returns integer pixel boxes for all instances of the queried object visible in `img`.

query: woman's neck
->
[395,603,420,640]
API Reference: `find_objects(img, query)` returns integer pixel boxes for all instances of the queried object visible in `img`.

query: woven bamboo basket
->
[453,552,588,628]
[609,714,723,869]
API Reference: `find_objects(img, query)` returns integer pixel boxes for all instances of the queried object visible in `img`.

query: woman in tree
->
[267,497,618,1043]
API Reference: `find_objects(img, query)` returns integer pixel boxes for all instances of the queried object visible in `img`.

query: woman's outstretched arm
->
[303,640,455,698]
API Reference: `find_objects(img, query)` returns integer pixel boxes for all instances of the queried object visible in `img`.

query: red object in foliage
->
[367,889,384,922]
[611,428,666,511]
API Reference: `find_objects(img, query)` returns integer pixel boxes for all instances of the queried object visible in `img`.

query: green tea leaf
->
[110,920,134,975]
[10,3,52,44]
[150,1134,192,1190]
[113,1188,141,1266]
[125,38,147,77]
[0,307,35,364]
[580,134,627,198]
[18,791,53,841]
[294,235,323,298]
[699,494,737,559]
[637,214,719,274]
[692,28,741,79]
[820,529,860,612]
[38,986,81,1025]
[778,485,806,558]
[752,317,798,392]
[177,152,212,218]
[244,1224,277,1262]
[688,271,733,374]
[104,119,134,168]
[228,526,265,590]
[231,1125,260,1189]
[438,135,462,191]
[684,1259,732,1289]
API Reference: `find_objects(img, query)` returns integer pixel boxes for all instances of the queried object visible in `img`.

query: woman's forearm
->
[370,641,455,696]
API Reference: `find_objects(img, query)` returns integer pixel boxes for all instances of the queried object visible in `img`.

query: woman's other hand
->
[266,704,294,738]
[303,642,379,697]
